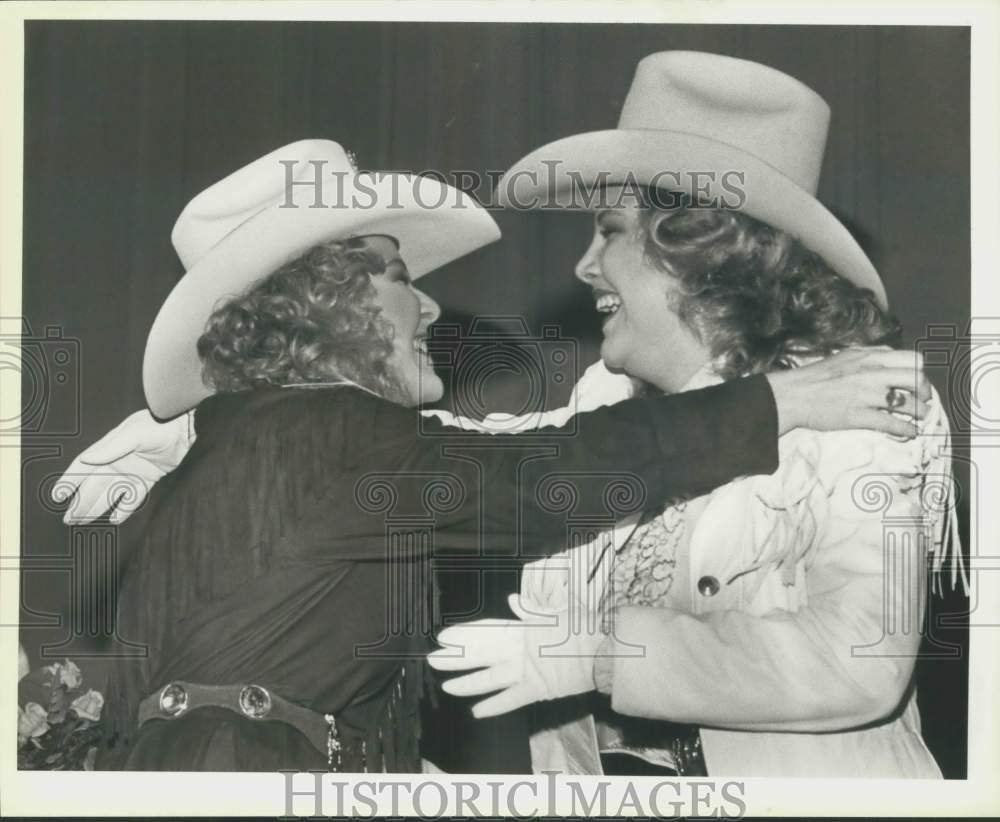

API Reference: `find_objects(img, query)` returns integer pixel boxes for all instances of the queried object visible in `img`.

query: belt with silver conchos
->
[137,681,346,769]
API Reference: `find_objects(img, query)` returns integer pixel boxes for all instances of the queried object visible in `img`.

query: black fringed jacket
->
[103,378,777,772]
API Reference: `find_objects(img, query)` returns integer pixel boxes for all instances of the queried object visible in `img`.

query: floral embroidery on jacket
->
[602,503,685,610]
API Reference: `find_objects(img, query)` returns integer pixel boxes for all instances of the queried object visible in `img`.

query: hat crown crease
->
[618,52,830,193]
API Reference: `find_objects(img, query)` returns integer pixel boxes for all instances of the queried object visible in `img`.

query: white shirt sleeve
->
[418,360,637,434]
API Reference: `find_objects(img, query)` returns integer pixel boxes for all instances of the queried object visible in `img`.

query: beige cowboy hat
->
[498,51,887,309]
[143,139,501,418]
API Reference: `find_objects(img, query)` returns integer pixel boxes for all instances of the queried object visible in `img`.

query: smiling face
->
[359,235,444,406]
[574,195,712,393]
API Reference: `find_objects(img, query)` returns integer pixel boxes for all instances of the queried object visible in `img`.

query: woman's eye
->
[388,266,412,285]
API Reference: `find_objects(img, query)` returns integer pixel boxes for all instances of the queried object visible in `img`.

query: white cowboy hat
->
[498,51,887,309]
[143,139,501,418]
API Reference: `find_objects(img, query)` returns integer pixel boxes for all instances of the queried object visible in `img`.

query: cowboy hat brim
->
[143,173,500,418]
[497,129,887,309]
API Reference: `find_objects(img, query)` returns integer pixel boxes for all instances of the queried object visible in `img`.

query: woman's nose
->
[574,234,602,284]
[417,289,441,324]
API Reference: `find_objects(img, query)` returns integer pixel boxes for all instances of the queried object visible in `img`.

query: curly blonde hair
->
[197,238,408,402]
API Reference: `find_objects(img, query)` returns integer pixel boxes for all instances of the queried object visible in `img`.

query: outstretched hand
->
[52,409,194,524]
[766,347,930,438]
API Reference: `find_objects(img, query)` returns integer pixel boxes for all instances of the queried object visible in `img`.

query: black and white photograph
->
[3,1,998,817]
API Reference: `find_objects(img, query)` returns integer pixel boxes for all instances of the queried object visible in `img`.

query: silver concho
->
[238,684,272,719]
[159,682,189,717]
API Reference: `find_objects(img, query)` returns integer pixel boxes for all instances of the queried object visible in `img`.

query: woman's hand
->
[766,348,930,438]
[52,409,195,524]
[427,594,606,719]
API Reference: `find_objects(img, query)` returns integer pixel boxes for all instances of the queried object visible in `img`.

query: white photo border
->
[1,0,998,817]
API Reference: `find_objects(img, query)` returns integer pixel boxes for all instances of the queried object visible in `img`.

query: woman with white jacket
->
[428,51,964,778]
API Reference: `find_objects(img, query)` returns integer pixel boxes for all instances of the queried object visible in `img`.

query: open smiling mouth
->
[594,290,622,328]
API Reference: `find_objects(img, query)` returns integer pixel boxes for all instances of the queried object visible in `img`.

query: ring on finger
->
[885,387,907,410]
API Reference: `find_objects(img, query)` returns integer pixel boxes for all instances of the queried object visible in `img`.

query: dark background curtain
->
[19,22,970,776]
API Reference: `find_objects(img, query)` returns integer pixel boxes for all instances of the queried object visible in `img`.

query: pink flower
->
[70,689,104,722]
[18,702,49,746]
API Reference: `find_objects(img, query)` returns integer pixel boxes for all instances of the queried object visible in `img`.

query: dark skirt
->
[123,707,328,771]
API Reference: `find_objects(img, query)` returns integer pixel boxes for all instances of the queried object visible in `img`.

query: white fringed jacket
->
[521,361,963,778]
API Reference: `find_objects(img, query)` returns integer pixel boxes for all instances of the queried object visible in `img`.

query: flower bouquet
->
[17,645,105,770]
